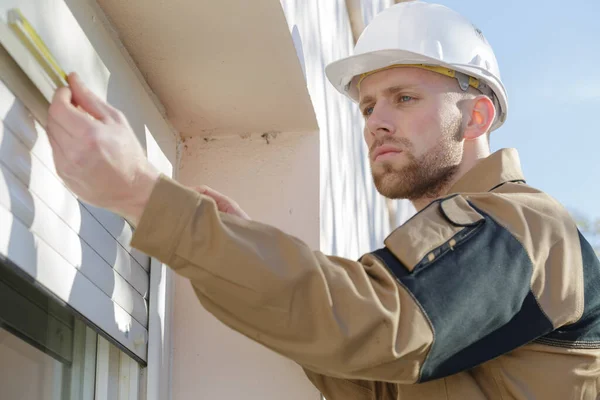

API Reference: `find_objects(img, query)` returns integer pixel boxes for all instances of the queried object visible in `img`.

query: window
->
[0,6,175,399]
[0,260,141,400]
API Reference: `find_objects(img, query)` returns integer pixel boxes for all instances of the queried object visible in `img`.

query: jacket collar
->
[447,148,526,194]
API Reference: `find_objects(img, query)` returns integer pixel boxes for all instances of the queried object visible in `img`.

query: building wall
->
[2,0,415,398]
[280,0,415,260]
[174,132,320,399]
[0,0,176,395]
[171,1,416,399]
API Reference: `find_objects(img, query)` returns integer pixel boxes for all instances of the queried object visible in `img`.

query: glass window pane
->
[0,261,97,400]
[95,335,142,400]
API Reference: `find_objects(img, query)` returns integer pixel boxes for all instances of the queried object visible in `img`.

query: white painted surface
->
[0,0,178,164]
[279,0,415,260]
[0,81,148,269]
[144,128,175,400]
[0,205,148,361]
[0,96,148,296]
[0,0,186,367]
[0,74,149,358]
[0,162,148,325]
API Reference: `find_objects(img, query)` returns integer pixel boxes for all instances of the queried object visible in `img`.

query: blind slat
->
[0,119,149,298]
[0,204,147,362]
[0,82,149,270]
[0,13,151,364]
[0,166,148,327]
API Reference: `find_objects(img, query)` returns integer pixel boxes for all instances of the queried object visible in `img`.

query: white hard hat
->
[326,1,508,131]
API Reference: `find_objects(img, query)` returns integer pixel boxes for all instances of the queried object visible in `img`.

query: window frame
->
[0,10,176,399]
[142,126,176,400]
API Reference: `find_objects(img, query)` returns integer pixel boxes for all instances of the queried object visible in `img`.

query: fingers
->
[46,124,69,177]
[45,116,86,178]
[193,185,230,207]
[46,117,72,150]
[67,73,121,122]
[194,185,213,196]
[194,185,227,202]
[192,186,250,219]
[48,86,99,135]
[46,111,103,182]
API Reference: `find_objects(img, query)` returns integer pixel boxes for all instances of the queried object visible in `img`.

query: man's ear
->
[463,96,495,140]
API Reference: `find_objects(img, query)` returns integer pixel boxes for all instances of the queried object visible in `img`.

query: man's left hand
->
[193,186,250,220]
[46,72,159,225]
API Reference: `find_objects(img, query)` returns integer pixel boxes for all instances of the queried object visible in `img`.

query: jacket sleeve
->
[131,175,584,383]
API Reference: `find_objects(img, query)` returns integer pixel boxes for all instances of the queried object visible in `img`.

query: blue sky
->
[431,0,600,220]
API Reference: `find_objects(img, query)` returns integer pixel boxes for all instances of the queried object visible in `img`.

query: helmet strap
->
[455,72,471,92]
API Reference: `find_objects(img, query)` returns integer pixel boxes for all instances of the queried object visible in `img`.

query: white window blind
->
[0,28,150,363]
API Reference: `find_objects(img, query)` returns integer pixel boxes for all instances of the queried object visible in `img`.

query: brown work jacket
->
[132,148,600,399]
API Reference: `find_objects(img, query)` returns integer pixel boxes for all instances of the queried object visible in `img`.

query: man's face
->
[358,67,465,200]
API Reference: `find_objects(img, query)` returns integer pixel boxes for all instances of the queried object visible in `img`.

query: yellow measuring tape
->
[7,9,67,88]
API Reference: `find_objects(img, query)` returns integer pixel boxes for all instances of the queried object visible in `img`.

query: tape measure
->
[7,9,67,88]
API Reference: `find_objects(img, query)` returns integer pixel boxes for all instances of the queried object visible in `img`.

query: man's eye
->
[362,106,374,117]
[398,95,413,103]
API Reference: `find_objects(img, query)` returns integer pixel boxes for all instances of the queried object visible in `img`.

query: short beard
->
[370,120,463,201]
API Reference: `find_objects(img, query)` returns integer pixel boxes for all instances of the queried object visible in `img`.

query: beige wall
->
[174,132,320,399]
[170,0,418,398]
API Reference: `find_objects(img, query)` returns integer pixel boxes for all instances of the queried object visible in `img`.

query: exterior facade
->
[0,0,413,398]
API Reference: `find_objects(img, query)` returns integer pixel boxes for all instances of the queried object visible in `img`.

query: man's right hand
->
[192,186,250,220]
[46,73,159,225]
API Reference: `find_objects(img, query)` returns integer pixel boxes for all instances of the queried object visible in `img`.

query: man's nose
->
[365,102,396,138]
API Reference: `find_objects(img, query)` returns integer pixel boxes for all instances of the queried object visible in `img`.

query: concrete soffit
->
[96,0,318,139]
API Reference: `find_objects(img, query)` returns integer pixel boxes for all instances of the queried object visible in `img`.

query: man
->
[46,1,600,399]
